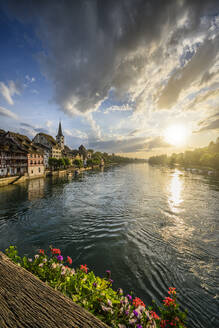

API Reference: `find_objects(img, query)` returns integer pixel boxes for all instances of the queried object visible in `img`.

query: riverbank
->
[0,164,103,187]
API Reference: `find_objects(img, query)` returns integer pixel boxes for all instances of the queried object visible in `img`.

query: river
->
[0,163,218,327]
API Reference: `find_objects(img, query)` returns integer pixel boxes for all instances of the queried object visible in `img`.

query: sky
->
[0,0,219,158]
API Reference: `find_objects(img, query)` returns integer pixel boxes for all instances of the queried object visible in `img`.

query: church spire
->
[56,121,64,150]
[57,121,63,137]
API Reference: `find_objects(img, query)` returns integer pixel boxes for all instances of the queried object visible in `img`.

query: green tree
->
[74,159,83,168]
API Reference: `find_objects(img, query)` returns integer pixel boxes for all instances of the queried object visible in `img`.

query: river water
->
[0,164,218,327]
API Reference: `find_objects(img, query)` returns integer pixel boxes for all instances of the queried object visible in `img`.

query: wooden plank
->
[0,252,109,328]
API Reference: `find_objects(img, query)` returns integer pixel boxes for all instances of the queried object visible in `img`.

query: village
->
[0,121,105,182]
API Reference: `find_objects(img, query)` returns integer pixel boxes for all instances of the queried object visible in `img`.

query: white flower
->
[38,263,44,267]
[35,254,39,259]
[28,258,32,262]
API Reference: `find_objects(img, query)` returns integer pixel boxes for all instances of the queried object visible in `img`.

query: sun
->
[164,125,187,146]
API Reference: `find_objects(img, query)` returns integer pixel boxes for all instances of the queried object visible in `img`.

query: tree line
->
[148,139,219,170]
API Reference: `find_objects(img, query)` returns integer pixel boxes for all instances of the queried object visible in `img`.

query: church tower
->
[56,121,64,150]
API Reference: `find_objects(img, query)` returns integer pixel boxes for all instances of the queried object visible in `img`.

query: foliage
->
[48,157,70,169]
[5,246,187,328]
[63,157,70,167]
[148,139,219,169]
[73,159,83,168]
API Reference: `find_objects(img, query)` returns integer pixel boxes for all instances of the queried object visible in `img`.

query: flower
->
[168,287,176,296]
[133,310,139,318]
[28,258,32,262]
[67,256,72,265]
[127,294,132,301]
[38,263,44,267]
[51,263,57,269]
[163,297,176,307]
[137,325,143,328]
[51,248,61,255]
[150,311,160,320]
[108,279,114,285]
[43,258,47,263]
[70,268,75,275]
[107,299,112,307]
[129,318,136,325]
[93,282,97,287]
[80,264,88,273]
[106,270,111,277]
[35,254,39,259]
[160,320,167,328]
[57,255,63,261]
[39,249,44,255]
[132,297,145,308]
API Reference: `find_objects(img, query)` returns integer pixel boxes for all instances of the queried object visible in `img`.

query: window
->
[30,160,33,164]
[31,170,33,174]
[38,167,41,173]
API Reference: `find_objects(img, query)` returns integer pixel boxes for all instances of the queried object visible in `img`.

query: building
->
[33,133,62,159]
[27,145,45,178]
[4,131,45,178]
[56,122,64,150]
[31,143,50,168]
[0,137,28,176]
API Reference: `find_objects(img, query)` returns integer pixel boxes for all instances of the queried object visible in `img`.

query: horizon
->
[0,0,219,158]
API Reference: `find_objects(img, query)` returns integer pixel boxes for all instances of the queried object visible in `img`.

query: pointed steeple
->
[57,121,63,137]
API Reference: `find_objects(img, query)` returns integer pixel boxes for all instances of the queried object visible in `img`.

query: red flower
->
[51,248,61,255]
[80,264,88,273]
[150,311,160,320]
[39,249,44,255]
[168,287,176,296]
[67,256,72,265]
[160,320,167,328]
[163,297,176,307]
[132,297,145,308]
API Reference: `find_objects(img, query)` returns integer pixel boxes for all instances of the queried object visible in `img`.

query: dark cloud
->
[89,136,171,153]
[3,0,219,115]
[157,36,219,109]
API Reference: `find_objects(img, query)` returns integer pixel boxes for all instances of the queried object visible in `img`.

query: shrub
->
[5,246,187,328]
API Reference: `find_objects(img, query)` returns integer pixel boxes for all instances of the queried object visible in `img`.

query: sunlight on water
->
[168,169,183,213]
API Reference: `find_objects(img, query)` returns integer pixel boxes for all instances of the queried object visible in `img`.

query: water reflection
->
[168,169,183,213]
[28,178,45,200]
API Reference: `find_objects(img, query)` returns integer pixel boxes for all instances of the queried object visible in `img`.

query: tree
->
[63,158,70,167]
[73,159,83,168]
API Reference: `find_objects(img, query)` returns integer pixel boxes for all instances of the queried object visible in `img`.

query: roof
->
[6,131,32,144]
[57,122,63,137]
[37,133,57,146]
[33,143,50,152]
[5,132,43,154]
[0,137,27,153]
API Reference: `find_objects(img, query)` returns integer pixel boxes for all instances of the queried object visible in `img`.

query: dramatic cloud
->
[2,0,219,155]
[0,81,21,105]
[4,0,219,116]
[0,106,18,120]
[157,36,219,109]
